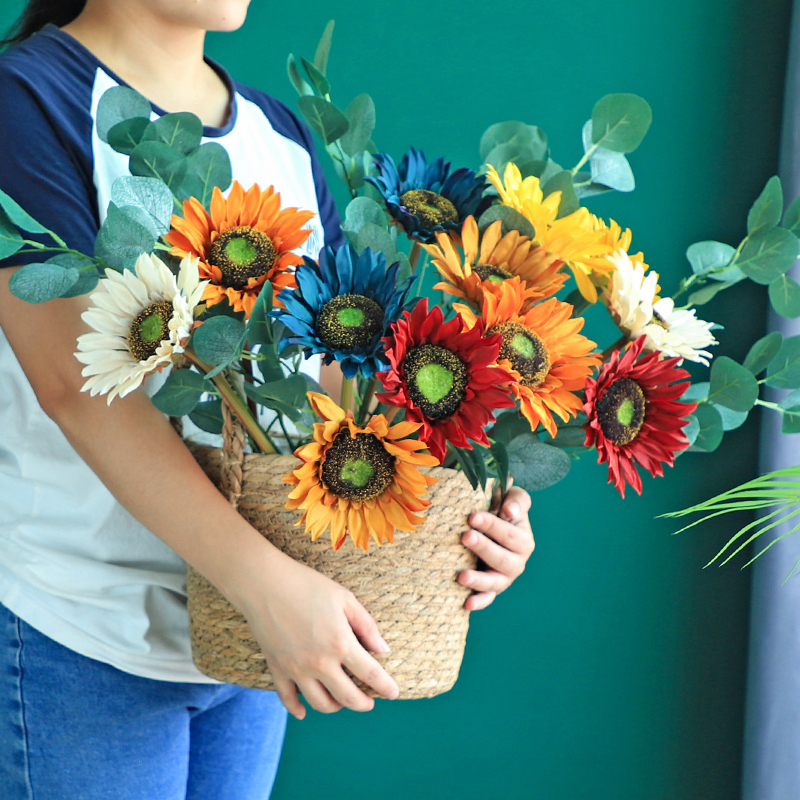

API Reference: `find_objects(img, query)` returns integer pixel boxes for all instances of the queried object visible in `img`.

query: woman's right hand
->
[230,546,400,719]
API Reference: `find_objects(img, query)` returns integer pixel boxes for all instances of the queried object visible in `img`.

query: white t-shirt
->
[0,25,340,681]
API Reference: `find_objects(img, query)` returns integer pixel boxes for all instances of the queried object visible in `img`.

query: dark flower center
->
[473,264,513,284]
[651,310,670,330]
[596,376,646,446]
[316,294,385,351]
[399,189,459,229]
[489,322,551,388]
[127,300,173,361]
[321,431,396,501]
[403,344,468,420]
[208,226,277,290]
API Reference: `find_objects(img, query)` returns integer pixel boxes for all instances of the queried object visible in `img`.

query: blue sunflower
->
[366,147,492,244]
[274,244,417,379]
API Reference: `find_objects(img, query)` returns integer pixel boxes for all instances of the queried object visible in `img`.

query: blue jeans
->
[0,602,287,799]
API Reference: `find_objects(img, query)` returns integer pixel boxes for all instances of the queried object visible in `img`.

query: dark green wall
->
[1,1,791,797]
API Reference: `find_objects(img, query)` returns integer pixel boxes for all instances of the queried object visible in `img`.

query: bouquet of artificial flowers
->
[4,22,800,693]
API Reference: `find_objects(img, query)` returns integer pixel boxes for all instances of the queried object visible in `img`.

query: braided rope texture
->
[187,445,492,699]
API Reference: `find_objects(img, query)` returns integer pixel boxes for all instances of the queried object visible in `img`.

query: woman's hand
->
[232,548,400,720]
[458,487,534,611]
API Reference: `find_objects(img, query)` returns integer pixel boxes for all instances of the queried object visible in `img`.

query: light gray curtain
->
[742,4,800,797]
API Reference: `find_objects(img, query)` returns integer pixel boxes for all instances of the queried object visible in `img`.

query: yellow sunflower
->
[165,181,315,317]
[485,163,614,303]
[455,282,600,438]
[424,215,567,311]
[284,393,438,551]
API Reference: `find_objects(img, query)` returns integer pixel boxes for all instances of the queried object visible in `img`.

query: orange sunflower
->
[165,181,315,317]
[485,163,614,303]
[424,215,567,311]
[455,282,600,437]
[284,392,438,551]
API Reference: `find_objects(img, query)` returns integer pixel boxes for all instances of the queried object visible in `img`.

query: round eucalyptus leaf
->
[766,335,800,389]
[769,274,800,318]
[737,227,799,285]
[9,262,80,303]
[688,404,724,453]
[477,205,535,239]
[96,85,152,143]
[591,93,652,153]
[743,331,783,375]
[747,175,783,237]
[708,356,759,412]
[151,369,206,417]
[191,315,246,366]
[506,434,571,492]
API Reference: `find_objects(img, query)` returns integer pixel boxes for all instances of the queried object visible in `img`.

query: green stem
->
[277,416,298,452]
[756,398,783,412]
[357,377,378,424]
[672,236,749,302]
[408,241,423,272]
[571,141,601,176]
[183,348,276,454]
[340,375,354,413]
[601,335,629,361]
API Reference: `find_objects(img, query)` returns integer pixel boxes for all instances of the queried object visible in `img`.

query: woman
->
[0,1,535,798]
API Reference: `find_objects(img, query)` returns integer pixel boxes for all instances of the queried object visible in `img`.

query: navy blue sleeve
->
[233,84,344,251]
[0,61,97,268]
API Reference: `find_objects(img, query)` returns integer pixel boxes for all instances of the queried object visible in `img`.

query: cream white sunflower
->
[639,296,718,365]
[75,253,206,403]
[604,249,659,334]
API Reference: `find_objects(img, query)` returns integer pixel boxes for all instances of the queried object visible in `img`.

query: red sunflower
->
[584,336,698,498]
[376,299,516,463]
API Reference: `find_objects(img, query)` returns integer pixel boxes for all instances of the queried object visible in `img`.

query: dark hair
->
[1,0,87,48]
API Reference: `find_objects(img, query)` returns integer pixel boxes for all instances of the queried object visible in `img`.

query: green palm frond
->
[662,466,800,579]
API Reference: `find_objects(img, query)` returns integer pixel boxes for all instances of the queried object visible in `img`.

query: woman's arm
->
[0,269,399,719]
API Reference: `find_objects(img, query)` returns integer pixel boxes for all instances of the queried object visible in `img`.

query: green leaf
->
[129,140,188,191]
[111,176,173,234]
[243,281,274,348]
[464,444,490,492]
[688,404,724,452]
[287,54,314,97]
[189,399,224,434]
[297,96,349,145]
[106,117,152,156]
[46,253,99,298]
[479,121,547,163]
[150,369,205,417]
[682,415,700,448]
[142,112,203,156]
[249,373,307,407]
[301,56,331,96]
[342,196,387,237]
[0,209,24,259]
[506,434,571,492]
[490,439,509,492]
[766,334,800,389]
[782,406,800,433]
[770,274,800,318]
[542,171,580,218]
[708,356,759,411]
[451,445,480,490]
[548,426,587,449]
[340,94,376,157]
[681,381,710,402]
[0,186,50,235]
[477,204,536,238]
[780,388,800,410]
[686,240,743,282]
[582,121,634,192]
[782,193,800,236]
[688,279,738,306]
[748,176,783,237]
[743,331,783,374]
[483,141,543,175]
[590,93,653,154]
[737,227,800,285]
[8,262,79,303]
[179,142,233,208]
[490,411,532,444]
[94,202,156,271]
[314,20,336,75]
[715,404,749,431]
[191,316,245,366]
[96,85,151,143]
[356,222,396,257]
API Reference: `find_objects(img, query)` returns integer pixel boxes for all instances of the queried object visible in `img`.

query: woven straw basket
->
[186,414,494,699]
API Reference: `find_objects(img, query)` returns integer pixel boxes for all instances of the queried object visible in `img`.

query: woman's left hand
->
[458,486,534,611]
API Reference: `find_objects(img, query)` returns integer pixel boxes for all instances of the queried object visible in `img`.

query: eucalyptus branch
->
[672,236,748,302]
[571,141,601,176]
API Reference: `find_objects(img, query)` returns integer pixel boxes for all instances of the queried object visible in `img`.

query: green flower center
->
[403,344,468,420]
[473,264,513,284]
[399,189,460,229]
[317,294,385,351]
[596,377,646,446]
[127,300,173,362]
[208,226,277,290]
[489,322,551,389]
[321,431,396,501]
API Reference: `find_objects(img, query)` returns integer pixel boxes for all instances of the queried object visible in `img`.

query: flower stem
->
[340,376,354,413]
[183,348,276,454]
[384,405,401,424]
[408,241,423,272]
[357,377,378,424]
[601,335,629,362]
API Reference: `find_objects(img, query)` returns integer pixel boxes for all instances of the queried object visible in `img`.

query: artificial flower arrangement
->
[3,21,800,562]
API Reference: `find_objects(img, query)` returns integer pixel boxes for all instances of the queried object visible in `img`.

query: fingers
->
[343,644,400,701]
[463,528,526,579]
[468,511,534,558]
[465,591,496,611]
[458,568,509,594]
[345,596,391,655]
[297,678,344,715]
[272,670,306,721]
[500,486,532,522]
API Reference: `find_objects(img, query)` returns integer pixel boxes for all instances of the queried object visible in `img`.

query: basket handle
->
[220,402,246,510]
